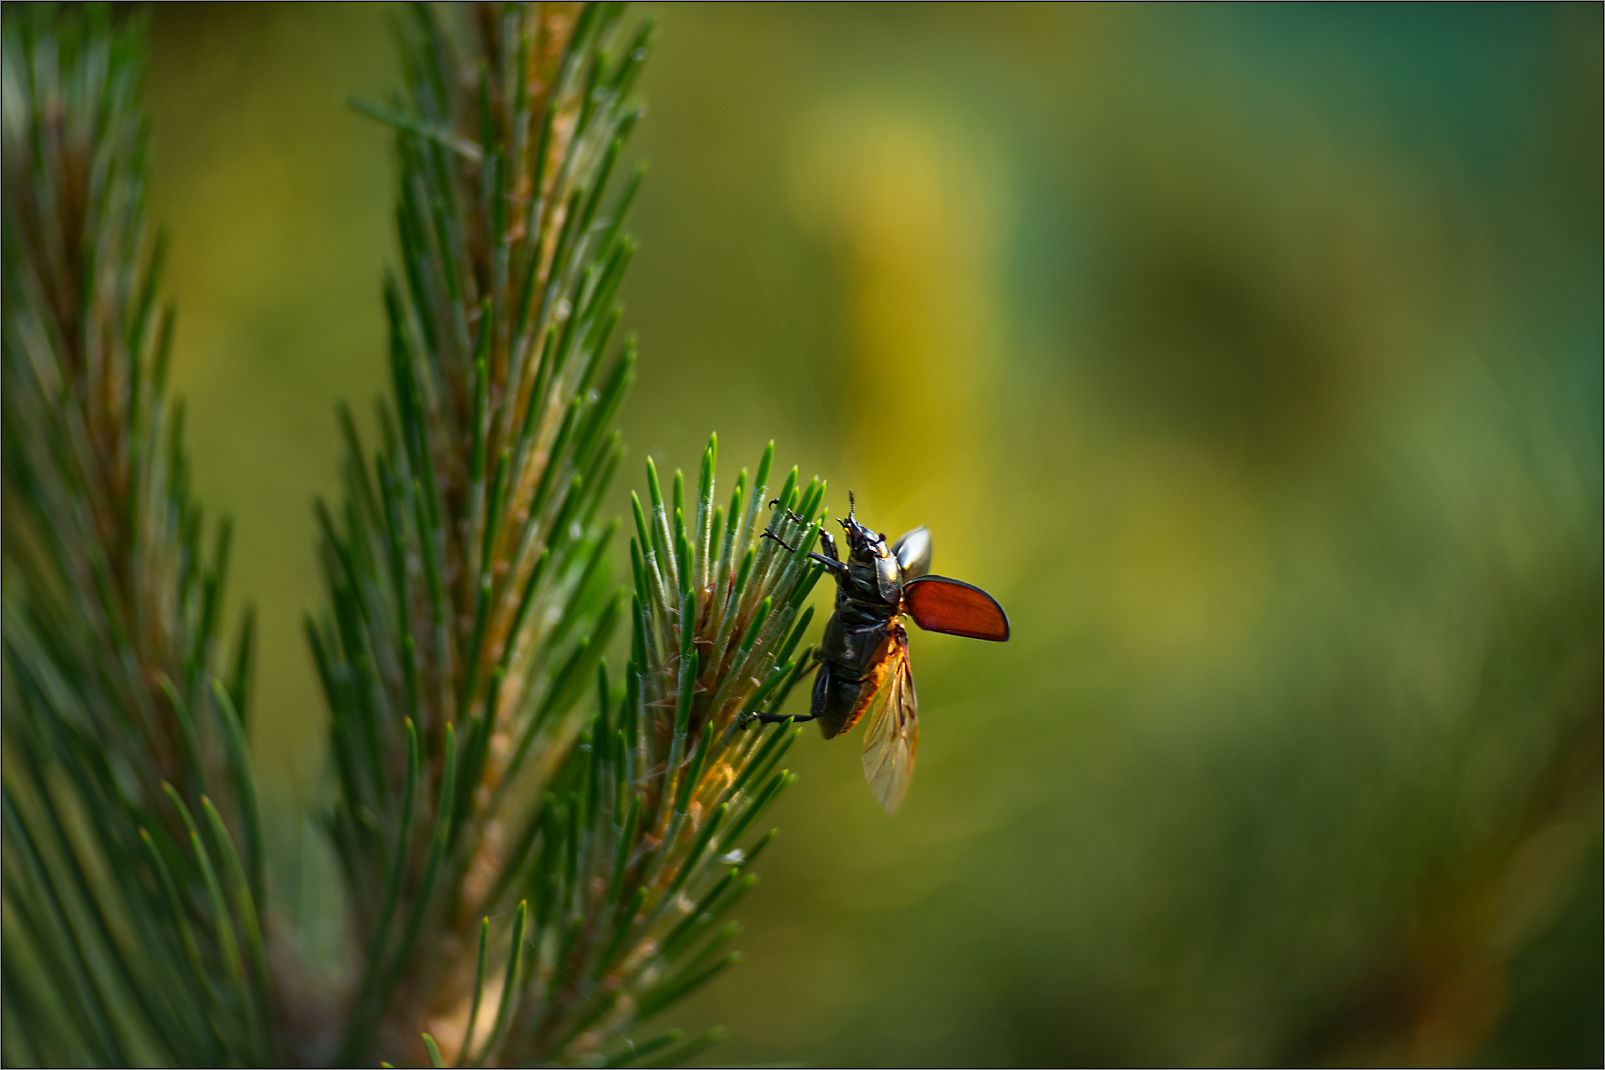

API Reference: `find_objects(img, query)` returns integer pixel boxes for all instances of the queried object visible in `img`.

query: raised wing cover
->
[902,575,1010,641]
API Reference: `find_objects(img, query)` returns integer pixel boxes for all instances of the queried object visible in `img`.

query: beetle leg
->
[764,528,847,574]
[794,529,845,573]
[737,707,811,727]
[750,712,819,725]
[767,499,808,524]
[738,659,823,728]
[760,530,798,553]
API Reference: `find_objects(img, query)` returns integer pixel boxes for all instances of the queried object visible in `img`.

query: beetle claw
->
[767,499,808,526]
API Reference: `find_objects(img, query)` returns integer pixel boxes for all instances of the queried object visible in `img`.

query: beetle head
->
[839,490,890,562]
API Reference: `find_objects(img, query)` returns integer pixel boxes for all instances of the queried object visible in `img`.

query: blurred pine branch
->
[1,5,271,1065]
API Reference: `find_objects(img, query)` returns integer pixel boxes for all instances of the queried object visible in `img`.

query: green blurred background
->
[145,4,1601,1066]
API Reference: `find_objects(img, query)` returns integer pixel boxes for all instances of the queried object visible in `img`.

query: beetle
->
[750,493,1009,812]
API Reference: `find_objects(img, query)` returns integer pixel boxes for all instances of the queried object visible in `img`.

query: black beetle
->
[753,493,1009,812]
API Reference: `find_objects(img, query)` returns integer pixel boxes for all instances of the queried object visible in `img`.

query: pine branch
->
[318,5,828,1064]
[317,3,650,1063]
[1,6,271,1065]
[440,438,825,1069]
[495,438,825,1068]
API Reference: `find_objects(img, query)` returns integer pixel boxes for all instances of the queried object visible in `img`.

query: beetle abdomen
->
[812,624,900,738]
[814,660,870,738]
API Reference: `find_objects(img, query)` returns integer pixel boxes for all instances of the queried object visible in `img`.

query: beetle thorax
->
[842,556,888,603]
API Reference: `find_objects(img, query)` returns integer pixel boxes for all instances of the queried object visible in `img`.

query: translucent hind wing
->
[861,626,918,813]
